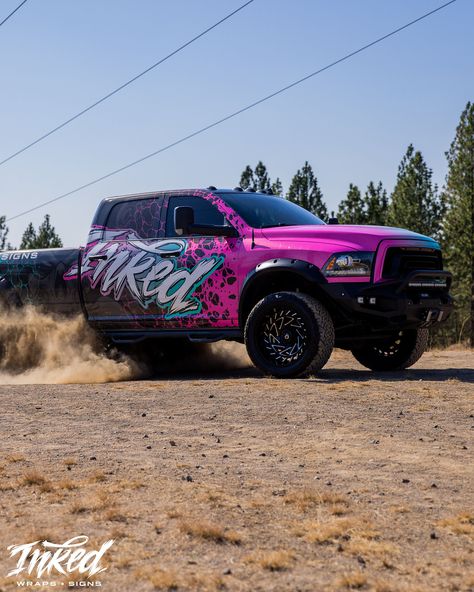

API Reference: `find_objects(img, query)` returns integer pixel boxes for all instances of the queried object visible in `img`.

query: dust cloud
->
[0,306,251,385]
[0,306,138,385]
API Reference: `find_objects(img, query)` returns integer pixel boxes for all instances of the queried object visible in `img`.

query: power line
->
[6,0,457,223]
[0,0,29,28]
[0,0,255,168]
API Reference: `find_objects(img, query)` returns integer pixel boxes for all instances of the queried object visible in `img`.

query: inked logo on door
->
[64,229,224,318]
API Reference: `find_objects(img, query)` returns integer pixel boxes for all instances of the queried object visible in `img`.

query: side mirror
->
[174,206,194,236]
[328,217,339,225]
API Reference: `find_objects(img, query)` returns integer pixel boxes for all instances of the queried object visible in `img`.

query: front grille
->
[382,247,442,278]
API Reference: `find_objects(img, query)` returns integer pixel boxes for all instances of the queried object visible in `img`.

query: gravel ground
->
[0,348,473,591]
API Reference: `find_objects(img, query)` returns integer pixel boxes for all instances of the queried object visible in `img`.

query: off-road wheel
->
[350,328,429,371]
[244,291,334,378]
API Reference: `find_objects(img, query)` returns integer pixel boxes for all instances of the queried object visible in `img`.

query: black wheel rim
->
[258,305,309,367]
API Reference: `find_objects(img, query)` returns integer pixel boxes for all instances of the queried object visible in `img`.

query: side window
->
[105,197,164,239]
[165,196,226,237]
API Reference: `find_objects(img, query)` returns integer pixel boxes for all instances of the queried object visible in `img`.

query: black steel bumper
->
[320,270,453,340]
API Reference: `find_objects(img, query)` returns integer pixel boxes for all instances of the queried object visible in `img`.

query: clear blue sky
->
[1,0,472,247]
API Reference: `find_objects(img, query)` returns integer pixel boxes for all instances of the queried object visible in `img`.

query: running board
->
[108,329,242,345]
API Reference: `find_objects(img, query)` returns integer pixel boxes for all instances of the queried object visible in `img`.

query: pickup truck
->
[0,187,453,377]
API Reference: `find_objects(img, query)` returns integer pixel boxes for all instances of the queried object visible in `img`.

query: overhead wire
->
[0,0,255,167]
[6,0,458,222]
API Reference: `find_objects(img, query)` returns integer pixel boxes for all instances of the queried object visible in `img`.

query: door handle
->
[159,249,182,258]
[89,254,107,261]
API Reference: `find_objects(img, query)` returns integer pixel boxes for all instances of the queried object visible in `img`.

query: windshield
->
[219,193,325,228]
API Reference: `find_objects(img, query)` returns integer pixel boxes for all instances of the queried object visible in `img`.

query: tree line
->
[0,103,472,346]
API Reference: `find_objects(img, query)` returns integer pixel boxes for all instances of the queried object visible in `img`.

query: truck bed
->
[0,248,83,315]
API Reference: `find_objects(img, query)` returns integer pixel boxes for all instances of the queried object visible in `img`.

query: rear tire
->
[244,291,334,378]
[351,328,429,371]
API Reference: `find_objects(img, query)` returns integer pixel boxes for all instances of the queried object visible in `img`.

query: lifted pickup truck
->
[0,187,453,377]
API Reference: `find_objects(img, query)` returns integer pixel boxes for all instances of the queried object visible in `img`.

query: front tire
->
[244,291,334,378]
[351,328,429,371]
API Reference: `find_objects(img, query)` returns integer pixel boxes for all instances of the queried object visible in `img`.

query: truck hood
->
[260,224,439,251]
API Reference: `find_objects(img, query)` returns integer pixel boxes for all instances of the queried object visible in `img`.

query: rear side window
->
[165,196,226,237]
[105,197,164,239]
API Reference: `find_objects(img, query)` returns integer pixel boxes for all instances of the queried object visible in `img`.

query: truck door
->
[161,195,241,329]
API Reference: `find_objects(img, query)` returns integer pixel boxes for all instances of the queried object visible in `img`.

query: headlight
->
[323,252,374,277]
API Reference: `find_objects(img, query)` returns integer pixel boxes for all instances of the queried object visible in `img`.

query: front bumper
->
[321,270,453,340]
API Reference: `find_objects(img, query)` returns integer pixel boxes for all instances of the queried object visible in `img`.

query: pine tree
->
[0,216,9,250]
[364,181,388,225]
[271,177,283,196]
[36,215,63,248]
[287,161,328,220]
[20,215,63,249]
[239,165,255,190]
[337,184,366,224]
[238,162,273,192]
[20,222,36,249]
[441,102,474,346]
[387,145,445,239]
[254,161,271,192]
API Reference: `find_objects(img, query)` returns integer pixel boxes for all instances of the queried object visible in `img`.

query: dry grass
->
[330,503,350,516]
[110,478,145,492]
[22,470,47,486]
[198,488,238,509]
[166,508,182,519]
[38,480,54,493]
[345,538,399,558]
[245,549,295,571]
[284,489,349,512]
[336,571,368,589]
[56,478,78,490]
[70,499,92,514]
[63,457,77,467]
[135,567,180,591]
[94,489,115,510]
[294,517,378,545]
[389,505,410,514]
[88,470,107,483]
[136,567,226,592]
[5,453,25,463]
[438,513,474,536]
[110,527,128,540]
[186,573,226,592]
[179,520,241,544]
[68,489,120,515]
[104,508,129,523]
[24,527,60,546]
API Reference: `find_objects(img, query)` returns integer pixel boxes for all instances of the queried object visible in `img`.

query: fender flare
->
[238,258,327,325]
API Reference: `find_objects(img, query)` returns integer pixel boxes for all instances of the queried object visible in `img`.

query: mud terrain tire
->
[351,328,429,371]
[244,291,334,378]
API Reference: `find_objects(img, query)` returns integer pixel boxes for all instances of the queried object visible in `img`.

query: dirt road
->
[0,349,473,591]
